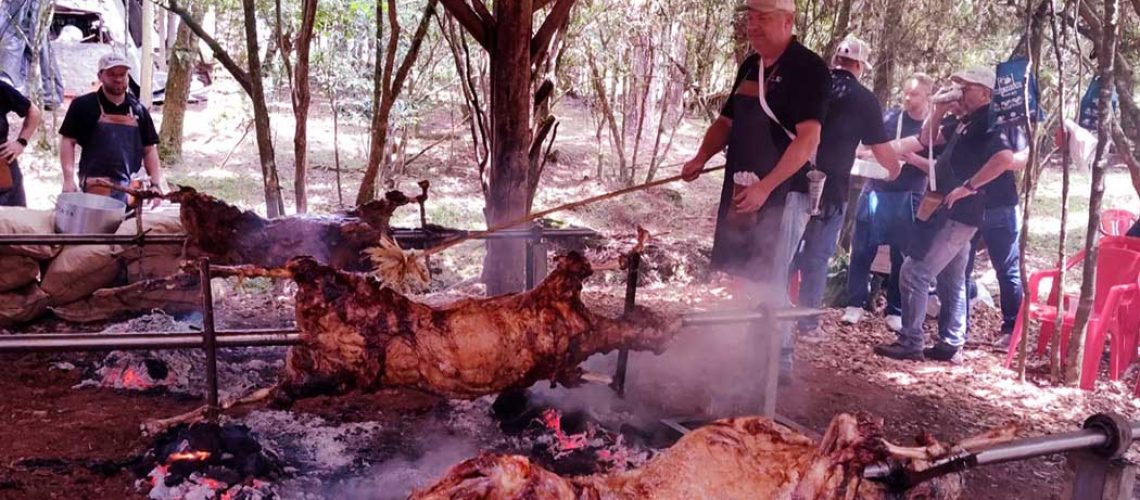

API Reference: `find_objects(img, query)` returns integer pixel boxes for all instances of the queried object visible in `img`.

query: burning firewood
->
[220,251,677,403]
[412,413,969,500]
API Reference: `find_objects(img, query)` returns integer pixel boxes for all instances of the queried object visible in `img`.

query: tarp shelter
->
[0,0,64,106]
[0,0,164,103]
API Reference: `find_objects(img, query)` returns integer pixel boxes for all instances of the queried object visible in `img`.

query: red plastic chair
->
[1006,244,1140,389]
[1100,209,1138,237]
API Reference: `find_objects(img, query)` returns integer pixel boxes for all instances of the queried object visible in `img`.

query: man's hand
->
[62,177,78,193]
[0,140,26,162]
[681,158,706,182]
[733,182,772,213]
[146,182,166,209]
[945,186,974,208]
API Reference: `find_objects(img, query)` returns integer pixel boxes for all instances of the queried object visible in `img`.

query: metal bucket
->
[54,192,126,234]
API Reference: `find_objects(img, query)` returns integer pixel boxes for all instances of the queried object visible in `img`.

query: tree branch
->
[531,0,576,68]
[438,0,491,49]
[470,0,495,27]
[391,0,439,104]
[162,0,251,94]
[382,0,401,97]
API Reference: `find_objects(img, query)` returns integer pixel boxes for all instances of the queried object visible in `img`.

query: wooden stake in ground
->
[366,165,725,289]
[1065,0,1119,387]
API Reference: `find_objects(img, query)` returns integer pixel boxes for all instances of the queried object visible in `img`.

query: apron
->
[710,70,789,281]
[78,98,144,204]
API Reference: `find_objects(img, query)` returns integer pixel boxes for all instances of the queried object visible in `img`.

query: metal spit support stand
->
[611,250,642,397]
[198,257,220,423]
[864,413,1138,500]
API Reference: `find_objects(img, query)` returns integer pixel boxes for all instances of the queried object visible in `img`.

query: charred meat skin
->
[273,252,677,403]
[170,186,413,271]
[412,414,964,500]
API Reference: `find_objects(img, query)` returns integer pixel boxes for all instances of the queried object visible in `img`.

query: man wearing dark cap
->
[59,52,165,203]
[681,0,831,394]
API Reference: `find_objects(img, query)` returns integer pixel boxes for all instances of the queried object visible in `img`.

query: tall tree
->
[166,0,286,217]
[356,0,439,205]
[158,2,200,164]
[1066,0,1119,386]
[291,0,319,212]
[439,0,576,294]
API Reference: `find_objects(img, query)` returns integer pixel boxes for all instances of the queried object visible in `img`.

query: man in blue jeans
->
[843,74,935,331]
[965,188,1023,349]
[791,36,900,342]
[873,66,1024,363]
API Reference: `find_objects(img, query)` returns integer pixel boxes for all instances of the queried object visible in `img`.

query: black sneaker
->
[924,342,964,364]
[873,342,925,361]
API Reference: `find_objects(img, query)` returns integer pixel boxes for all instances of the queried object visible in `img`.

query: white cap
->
[834,36,872,69]
[737,0,796,14]
[951,66,997,90]
[98,52,131,72]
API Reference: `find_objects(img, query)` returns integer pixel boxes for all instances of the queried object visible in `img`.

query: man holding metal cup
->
[872,66,1023,363]
[681,0,830,388]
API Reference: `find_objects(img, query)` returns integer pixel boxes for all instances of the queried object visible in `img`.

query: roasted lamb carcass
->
[412,413,966,500]
[165,186,420,270]
[226,251,677,403]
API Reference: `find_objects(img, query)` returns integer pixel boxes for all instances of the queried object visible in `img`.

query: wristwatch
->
[15,138,27,147]
[962,179,979,193]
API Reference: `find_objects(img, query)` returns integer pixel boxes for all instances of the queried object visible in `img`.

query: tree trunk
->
[356,0,437,205]
[871,0,905,102]
[482,0,534,295]
[1046,0,1070,380]
[822,0,854,58]
[158,3,198,165]
[242,0,284,217]
[1065,0,1119,387]
[291,0,318,213]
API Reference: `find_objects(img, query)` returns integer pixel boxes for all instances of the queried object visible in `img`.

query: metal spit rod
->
[863,415,1140,484]
[0,227,598,248]
[0,332,300,352]
[680,307,824,327]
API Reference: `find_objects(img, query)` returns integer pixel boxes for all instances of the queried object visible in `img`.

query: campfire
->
[138,422,280,499]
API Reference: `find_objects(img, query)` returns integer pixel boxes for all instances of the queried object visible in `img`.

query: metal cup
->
[806,169,826,216]
[727,182,757,226]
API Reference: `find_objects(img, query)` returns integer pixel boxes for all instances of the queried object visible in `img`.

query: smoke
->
[322,431,479,500]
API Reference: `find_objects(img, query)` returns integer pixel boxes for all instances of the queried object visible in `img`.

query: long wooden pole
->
[422,164,725,257]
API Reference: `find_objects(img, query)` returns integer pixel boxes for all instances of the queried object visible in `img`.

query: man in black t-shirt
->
[873,66,1023,363]
[59,53,165,204]
[0,80,42,207]
[789,36,900,342]
[843,74,934,331]
[680,0,830,398]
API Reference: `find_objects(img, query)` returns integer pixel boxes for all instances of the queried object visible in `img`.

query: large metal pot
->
[54,192,126,234]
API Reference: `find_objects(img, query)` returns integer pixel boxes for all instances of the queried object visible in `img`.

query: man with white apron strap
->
[872,66,1024,363]
[60,53,165,205]
[681,0,830,410]
[843,73,936,331]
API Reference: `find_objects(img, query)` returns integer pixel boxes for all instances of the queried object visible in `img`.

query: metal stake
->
[198,257,220,422]
[612,251,642,397]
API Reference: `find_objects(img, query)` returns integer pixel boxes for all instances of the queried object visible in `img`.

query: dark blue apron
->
[710,75,788,282]
[78,97,144,204]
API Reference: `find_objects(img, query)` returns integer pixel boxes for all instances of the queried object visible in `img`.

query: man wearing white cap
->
[790,35,901,342]
[59,52,164,203]
[681,0,831,391]
[873,66,1023,363]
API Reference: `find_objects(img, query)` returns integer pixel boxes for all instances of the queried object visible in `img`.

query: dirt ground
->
[4,75,1140,498]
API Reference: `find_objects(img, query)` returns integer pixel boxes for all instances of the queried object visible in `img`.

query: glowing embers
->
[139,422,279,499]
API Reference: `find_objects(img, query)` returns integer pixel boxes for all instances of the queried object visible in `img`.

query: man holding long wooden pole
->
[681,0,830,401]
